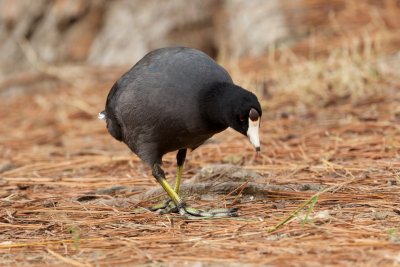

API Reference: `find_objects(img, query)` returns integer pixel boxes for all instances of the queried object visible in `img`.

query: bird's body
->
[105,47,232,165]
[101,47,261,217]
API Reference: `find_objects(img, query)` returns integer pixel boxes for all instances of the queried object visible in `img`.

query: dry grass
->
[1,2,400,266]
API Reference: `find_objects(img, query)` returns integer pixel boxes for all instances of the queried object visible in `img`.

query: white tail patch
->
[98,112,106,121]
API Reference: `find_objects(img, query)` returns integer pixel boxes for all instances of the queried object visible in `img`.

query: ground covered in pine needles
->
[2,3,400,266]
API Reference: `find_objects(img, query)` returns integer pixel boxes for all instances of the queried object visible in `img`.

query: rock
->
[374,211,389,220]
[190,164,262,183]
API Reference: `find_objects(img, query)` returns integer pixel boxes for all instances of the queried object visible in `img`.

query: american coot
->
[100,47,261,218]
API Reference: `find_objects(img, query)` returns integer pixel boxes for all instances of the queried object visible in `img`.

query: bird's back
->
[104,47,232,163]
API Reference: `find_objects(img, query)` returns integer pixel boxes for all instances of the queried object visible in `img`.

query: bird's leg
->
[150,163,182,214]
[174,149,187,193]
[149,149,186,213]
[151,163,238,218]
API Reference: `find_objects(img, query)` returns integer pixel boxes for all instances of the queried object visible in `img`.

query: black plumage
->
[101,47,261,217]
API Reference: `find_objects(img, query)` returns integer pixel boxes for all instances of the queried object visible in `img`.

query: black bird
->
[100,47,262,217]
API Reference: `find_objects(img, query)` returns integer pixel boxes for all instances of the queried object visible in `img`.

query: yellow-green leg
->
[151,163,238,218]
[174,149,186,194]
[149,167,183,213]
[174,164,183,193]
[149,149,186,213]
[148,166,181,212]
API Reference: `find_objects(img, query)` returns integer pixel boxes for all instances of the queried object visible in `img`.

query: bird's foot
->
[179,204,239,218]
[149,199,178,214]
[149,200,238,218]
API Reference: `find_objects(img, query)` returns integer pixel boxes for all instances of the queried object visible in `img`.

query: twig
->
[0,238,105,249]
[267,171,357,233]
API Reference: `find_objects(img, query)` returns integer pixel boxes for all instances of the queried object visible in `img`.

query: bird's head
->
[201,82,262,151]
[227,91,262,151]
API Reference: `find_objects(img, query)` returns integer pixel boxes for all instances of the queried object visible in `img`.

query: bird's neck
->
[199,82,237,130]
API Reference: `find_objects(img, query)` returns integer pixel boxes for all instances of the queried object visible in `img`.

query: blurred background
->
[1,0,399,76]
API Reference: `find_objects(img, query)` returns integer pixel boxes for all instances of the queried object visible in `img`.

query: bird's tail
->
[98,110,107,121]
[99,110,123,141]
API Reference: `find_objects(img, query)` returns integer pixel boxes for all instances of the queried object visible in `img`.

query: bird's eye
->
[249,108,260,122]
[239,115,245,122]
